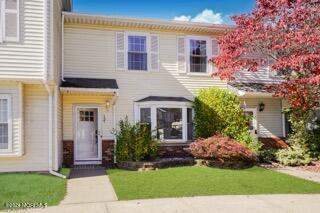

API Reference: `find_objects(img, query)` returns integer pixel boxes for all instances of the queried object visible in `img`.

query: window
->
[128,35,147,71]
[0,0,19,43]
[157,108,182,140]
[79,110,94,122]
[0,95,11,152]
[190,39,207,73]
[136,102,194,142]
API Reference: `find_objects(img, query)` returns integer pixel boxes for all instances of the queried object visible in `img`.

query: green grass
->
[108,166,320,200]
[0,172,68,210]
[59,167,71,177]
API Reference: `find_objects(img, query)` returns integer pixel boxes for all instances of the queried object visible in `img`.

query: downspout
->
[45,85,66,179]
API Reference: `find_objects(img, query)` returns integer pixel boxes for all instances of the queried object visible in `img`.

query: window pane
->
[157,108,182,140]
[0,99,8,123]
[140,108,151,124]
[190,40,206,56]
[128,36,146,52]
[0,124,8,149]
[187,108,194,140]
[6,0,17,10]
[128,52,147,70]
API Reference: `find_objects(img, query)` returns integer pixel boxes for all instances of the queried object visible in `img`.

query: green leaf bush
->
[276,144,312,166]
[115,117,158,162]
[194,88,262,152]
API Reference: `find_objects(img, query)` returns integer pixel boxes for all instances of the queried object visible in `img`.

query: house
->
[0,0,288,172]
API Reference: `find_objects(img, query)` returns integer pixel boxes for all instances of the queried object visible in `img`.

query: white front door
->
[244,108,258,138]
[75,107,100,161]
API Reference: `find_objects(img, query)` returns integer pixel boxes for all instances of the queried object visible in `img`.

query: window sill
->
[0,152,23,158]
[157,140,192,145]
[186,72,211,77]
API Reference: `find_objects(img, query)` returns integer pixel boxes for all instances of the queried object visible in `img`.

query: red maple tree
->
[212,0,320,111]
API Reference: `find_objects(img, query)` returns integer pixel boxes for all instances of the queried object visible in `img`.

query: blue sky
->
[73,0,256,24]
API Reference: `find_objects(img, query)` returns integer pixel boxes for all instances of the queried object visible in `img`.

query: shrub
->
[115,117,158,161]
[189,134,256,163]
[276,144,312,166]
[194,87,262,152]
[258,148,277,162]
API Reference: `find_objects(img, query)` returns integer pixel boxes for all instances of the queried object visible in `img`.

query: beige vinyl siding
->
[0,85,49,172]
[240,98,284,138]
[0,0,45,80]
[51,0,62,83]
[234,67,283,84]
[62,94,114,141]
[63,27,226,139]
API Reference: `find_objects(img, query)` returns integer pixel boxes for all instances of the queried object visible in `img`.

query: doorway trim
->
[73,104,102,163]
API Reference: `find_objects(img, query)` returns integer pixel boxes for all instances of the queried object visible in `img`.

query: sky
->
[73,0,256,25]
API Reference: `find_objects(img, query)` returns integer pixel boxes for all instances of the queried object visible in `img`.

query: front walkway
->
[272,166,320,183]
[24,194,320,213]
[61,166,117,205]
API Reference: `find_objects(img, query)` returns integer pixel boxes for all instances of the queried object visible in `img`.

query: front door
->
[244,108,258,138]
[75,107,100,162]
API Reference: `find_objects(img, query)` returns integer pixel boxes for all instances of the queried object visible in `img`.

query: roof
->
[136,96,192,102]
[61,78,119,89]
[227,82,271,93]
[63,12,233,34]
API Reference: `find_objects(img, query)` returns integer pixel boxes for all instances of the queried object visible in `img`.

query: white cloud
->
[173,9,224,24]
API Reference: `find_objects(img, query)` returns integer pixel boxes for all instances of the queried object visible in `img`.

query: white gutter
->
[61,13,65,81]
[60,87,119,94]
[45,85,66,179]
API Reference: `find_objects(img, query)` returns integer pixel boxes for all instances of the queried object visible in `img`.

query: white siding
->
[241,98,284,137]
[0,0,46,80]
[235,67,283,84]
[0,85,49,172]
[63,27,227,139]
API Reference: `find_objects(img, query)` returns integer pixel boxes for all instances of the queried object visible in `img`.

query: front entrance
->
[75,106,102,164]
[244,108,258,138]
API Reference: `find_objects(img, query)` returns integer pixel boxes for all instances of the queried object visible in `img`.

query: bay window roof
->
[136,96,192,103]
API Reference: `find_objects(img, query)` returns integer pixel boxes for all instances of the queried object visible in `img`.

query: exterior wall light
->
[259,102,265,112]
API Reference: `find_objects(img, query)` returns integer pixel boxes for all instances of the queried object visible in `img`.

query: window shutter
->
[4,0,19,42]
[177,37,186,73]
[116,32,126,70]
[150,35,159,71]
[211,39,220,72]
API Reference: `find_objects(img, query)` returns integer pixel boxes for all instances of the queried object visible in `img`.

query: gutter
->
[45,84,66,179]
[61,13,65,82]
[112,92,119,164]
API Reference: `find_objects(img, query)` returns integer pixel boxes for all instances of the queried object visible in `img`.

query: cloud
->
[173,9,224,24]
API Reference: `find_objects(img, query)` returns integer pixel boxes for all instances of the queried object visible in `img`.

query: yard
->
[0,169,70,210]
[108,166,320,200]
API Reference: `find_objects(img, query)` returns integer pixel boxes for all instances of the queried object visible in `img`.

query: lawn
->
[0,168,70,210]
[108,166,320,200]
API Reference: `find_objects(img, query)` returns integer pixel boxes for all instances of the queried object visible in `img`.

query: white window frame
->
[0,0,20,43]
[0,94,12,153]
[126,32,150,72]
[134,101,193,143]
[186,36,212,75]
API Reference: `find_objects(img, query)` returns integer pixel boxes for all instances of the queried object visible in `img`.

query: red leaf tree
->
[213,0,320,112]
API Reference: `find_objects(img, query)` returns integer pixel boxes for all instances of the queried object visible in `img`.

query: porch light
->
[259,102,265,112]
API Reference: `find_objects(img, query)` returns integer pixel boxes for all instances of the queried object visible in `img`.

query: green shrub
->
[115,117,158,161]
[258,148,277,162]
[276,144,312,166]
[194,87,262,152]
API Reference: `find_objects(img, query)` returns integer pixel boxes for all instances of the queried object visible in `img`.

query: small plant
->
[258,148,277,162]
[189,134,256,163]
[276,144,312,166]
[115,117,158,162]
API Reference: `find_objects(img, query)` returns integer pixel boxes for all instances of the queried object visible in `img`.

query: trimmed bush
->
[276,144,312,166]
[189,135,256,163]
[194,87,262,152]
[115,117,158,162]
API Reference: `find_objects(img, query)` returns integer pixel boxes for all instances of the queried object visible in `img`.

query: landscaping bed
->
[108,166,320,200]
[117,157,195,171]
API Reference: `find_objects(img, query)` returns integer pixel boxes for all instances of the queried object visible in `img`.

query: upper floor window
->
[0,95,12,152]
[128,35,147,71]
[0,0,19,43]
[189,39,207,73]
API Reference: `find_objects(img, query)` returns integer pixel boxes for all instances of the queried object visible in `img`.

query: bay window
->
[0,95,11,152]
[135,101,194,142]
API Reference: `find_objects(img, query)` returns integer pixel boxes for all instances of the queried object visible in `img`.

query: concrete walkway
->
[23,194,320,213]
[272,166,320,183]
[61,167,117,204]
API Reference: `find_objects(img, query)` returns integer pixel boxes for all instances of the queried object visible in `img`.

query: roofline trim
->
[60,87,119,94]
